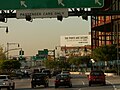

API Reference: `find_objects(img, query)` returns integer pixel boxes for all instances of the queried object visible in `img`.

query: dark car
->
[42,69,52,78]
[88,70,106,86]
[54,74,72,88]
[31,73,49,88]
[61,70,70,75]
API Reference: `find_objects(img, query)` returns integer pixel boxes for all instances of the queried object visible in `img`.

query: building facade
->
[91,0,120,49]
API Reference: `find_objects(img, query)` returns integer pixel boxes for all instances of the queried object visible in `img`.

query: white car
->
[0,75,15,90]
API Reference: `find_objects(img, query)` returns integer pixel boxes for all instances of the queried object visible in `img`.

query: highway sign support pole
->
[1,10,120,19]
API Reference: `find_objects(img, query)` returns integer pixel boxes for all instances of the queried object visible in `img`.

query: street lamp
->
[0,26,8,33]
[90,59,95,70]
[6,42,20,59]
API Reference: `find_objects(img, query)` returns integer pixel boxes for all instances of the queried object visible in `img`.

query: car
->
[31,73,49,88]
[42,69,52,78]
[0,75,15,90]
[54,74,72,88]
[88,70,106,86]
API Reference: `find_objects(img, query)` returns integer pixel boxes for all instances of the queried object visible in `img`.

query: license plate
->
[1,88,7,90]
[96,79,100,81]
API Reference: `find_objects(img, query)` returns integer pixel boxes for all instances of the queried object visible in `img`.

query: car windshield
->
[56,74,69,79]
[90,71,104,76]
[43,70,50,73]
[0,76,6,79]
[32,73,46,78]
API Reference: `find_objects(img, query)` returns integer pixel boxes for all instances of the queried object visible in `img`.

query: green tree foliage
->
[68,56,90,65]
[0,60,21,72]
[44,60,70,70]
[44,60,57,69]
[92,44,117,61]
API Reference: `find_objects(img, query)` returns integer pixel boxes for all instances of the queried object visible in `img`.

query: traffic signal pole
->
[68,10,120,16]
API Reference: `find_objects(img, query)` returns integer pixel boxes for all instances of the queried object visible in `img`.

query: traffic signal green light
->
[18,56,26,60]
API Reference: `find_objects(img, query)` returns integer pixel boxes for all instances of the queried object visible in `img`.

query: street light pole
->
[6,42,20,59]
[117,21,120,75]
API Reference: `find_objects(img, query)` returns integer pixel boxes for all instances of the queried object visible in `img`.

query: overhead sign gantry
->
[0,0,104,10]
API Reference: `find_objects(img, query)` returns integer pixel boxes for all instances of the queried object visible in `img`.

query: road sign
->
[0,0,104,10]
[16,8,68,19]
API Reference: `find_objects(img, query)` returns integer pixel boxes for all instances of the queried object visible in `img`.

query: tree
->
[68,56,90,66]
[44,60,57,69]
[0,60,21,73]
[92,44,117,62]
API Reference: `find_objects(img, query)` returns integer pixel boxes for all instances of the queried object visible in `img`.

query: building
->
[91,0,119,48]
[91,0,120,59]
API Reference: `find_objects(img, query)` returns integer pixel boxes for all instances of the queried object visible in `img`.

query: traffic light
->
[0,15,5,22]
[25,15,33,22]
[57,15,63,21]
[18,56,26,60]
[19,50,24,55]
[82,13,88,21]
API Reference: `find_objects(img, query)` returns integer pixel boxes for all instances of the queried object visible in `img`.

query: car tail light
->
[89,75,94,80]
[55,80,59,83]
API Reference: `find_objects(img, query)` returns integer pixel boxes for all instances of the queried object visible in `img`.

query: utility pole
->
[117,21,120,75]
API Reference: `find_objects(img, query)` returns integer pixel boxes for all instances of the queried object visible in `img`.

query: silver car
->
[0,75,15,90]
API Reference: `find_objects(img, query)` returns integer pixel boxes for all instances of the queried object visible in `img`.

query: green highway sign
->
[0,0,104,10]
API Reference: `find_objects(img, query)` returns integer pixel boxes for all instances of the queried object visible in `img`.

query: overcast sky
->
[0,16,91,56]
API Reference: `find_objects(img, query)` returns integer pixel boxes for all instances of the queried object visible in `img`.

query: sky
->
[0,16,91,56]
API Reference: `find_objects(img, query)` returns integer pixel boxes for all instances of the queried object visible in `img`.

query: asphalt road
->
[13,74,120,90]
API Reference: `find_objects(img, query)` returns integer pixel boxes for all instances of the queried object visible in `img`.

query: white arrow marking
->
[95,0,102,6]
[20,1,27,7]
[58,0,65,6]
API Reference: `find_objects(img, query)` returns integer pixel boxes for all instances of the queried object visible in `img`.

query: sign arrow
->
[95,0,102,6]
[58,0,65,6]
[20,0,27,7]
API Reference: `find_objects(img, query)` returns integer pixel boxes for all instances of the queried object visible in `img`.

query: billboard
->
[60,35,91,47]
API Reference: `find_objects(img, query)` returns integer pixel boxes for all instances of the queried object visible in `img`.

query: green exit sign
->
[0,0,104,10]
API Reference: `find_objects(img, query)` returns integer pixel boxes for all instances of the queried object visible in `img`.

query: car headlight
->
[32,79,35,81]
[2,82,6,85]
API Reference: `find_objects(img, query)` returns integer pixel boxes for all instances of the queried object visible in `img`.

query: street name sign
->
[16,8,68,18]
[0,0,104,10]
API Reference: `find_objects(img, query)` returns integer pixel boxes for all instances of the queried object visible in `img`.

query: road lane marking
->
[82,81,85,85]
[78,81,85,90]
[107,80,117,90]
